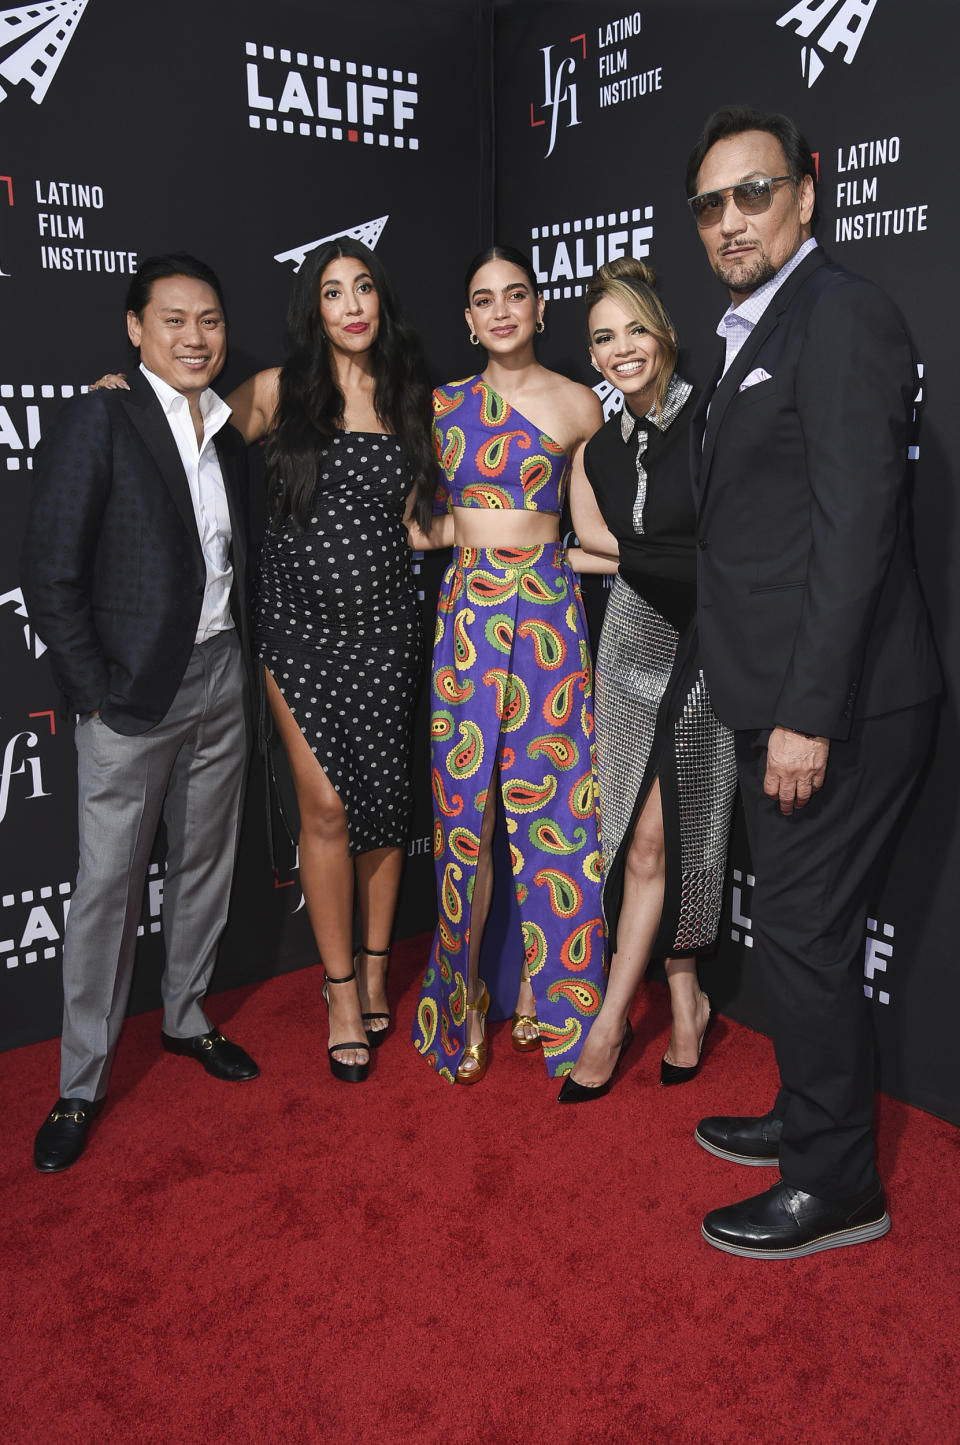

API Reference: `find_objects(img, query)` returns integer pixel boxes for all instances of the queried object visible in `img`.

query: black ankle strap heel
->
[357,945,391,1048]
[322,967,370,1082]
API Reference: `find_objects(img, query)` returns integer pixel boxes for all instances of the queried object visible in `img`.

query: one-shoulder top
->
[432,375,569,513]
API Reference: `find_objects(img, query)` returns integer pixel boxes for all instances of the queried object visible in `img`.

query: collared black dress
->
[584,375,736,954]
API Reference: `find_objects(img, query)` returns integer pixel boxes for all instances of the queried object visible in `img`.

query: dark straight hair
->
[463,244,541,303]
[125,252,228,322]
[685,106,820,229]
[265,238,435,531]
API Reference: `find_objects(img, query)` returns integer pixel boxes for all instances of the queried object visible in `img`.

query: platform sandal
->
[511,961,541,1053]
[455,981,490,1085]
[356,944,391,1048]
[322,968,370,1082]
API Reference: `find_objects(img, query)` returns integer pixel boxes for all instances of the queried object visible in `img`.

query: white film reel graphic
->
[0,2,90,106]
[274,214,388,273]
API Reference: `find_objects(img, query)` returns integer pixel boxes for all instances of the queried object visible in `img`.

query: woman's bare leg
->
[512,971,539,1044]
[355,845,404,1032]
[265,669,367,1067]
[663,956,711,1067]
[568,779,667,1087]
[459,778,498,1075]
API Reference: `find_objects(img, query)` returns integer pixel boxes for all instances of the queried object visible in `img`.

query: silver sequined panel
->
[594,576,736,951]
[673,669,737,950]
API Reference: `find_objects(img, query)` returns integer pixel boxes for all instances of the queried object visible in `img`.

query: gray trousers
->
[60,630,249,1100]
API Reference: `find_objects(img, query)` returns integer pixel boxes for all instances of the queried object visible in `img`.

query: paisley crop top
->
[432,375,569,513]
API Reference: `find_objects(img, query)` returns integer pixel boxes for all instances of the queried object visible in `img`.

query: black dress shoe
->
[557,1020,633,1102]
[161,1029,259,1081]
[34,1097,103,1173]
[694,1110,782,1165]
[702,1179,890,1258]
[661,1000,715,1086]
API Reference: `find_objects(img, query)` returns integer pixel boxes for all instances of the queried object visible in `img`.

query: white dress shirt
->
[140,363,235,642]
[717,236,819,376]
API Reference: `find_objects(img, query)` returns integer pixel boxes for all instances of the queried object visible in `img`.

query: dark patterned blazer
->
[690,247,940,740]
[20,369,250,735]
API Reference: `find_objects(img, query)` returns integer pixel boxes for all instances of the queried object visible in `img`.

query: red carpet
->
[2,933,958,1444]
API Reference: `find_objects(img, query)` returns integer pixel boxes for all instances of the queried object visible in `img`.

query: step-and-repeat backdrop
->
[2,0,957,1125]
[0,0,488,1046]
[492,0,958,1124]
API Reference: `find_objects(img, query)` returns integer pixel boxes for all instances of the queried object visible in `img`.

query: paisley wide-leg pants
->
[413,544,606,1080]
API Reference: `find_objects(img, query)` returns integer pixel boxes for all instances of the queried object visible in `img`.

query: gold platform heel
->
[511,961,541,1052]
[456,981,490,1085]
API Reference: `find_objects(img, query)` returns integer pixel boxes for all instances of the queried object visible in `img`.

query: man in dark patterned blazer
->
[21,253,259,1173]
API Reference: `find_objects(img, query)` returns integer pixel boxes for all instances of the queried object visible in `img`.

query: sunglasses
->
[688,175,795,228]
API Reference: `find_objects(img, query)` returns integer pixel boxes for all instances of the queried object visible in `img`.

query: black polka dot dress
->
[253,432,422,855]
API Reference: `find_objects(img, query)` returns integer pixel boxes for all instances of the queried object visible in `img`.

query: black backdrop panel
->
[2,0,959,1129]
[0,0,490,1050]
[493,0,960,1124]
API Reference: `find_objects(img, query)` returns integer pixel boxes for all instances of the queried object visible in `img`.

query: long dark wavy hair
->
[265,238,435,530]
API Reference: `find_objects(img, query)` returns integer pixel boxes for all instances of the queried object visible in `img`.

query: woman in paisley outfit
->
[228,241,432,1082]
[408,245,606,1083]
[560,258,736,1100]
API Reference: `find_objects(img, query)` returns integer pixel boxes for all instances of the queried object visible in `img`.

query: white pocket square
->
[740,367,772,391]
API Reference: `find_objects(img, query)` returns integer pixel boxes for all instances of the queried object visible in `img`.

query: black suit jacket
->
[691,247,940,740]
[20,370,251,735]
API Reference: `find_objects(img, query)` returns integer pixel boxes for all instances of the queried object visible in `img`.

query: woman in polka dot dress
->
[228,240,433,1082]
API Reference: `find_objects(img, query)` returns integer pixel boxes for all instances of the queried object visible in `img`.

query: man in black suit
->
[21,253,259,1173]
[686,109,940,1257]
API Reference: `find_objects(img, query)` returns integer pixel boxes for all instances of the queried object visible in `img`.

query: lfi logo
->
[776,0,877,88]
[531,33,585,158]
[864,917,894,1004]
[0,710,54,825]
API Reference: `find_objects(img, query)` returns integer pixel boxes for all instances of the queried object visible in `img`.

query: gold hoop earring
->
[469,331,480,346]
[535,321,545,334]
[589,358,600,372]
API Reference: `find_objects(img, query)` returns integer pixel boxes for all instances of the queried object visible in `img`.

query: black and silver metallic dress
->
[253,431,422,854]
[585,375,735,954]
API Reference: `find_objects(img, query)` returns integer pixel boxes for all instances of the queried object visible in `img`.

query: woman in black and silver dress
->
[560,257,736,1101]
[228,240,432,1082]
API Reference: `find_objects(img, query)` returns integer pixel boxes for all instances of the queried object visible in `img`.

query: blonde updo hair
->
[585,257,677,419]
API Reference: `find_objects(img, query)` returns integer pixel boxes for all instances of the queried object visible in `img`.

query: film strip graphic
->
[0,1,89,105]
[1,862,166,970]
[531,207,654,301]
[274,215,387,273]
[246,41,419,148]
[0,382,88,470]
